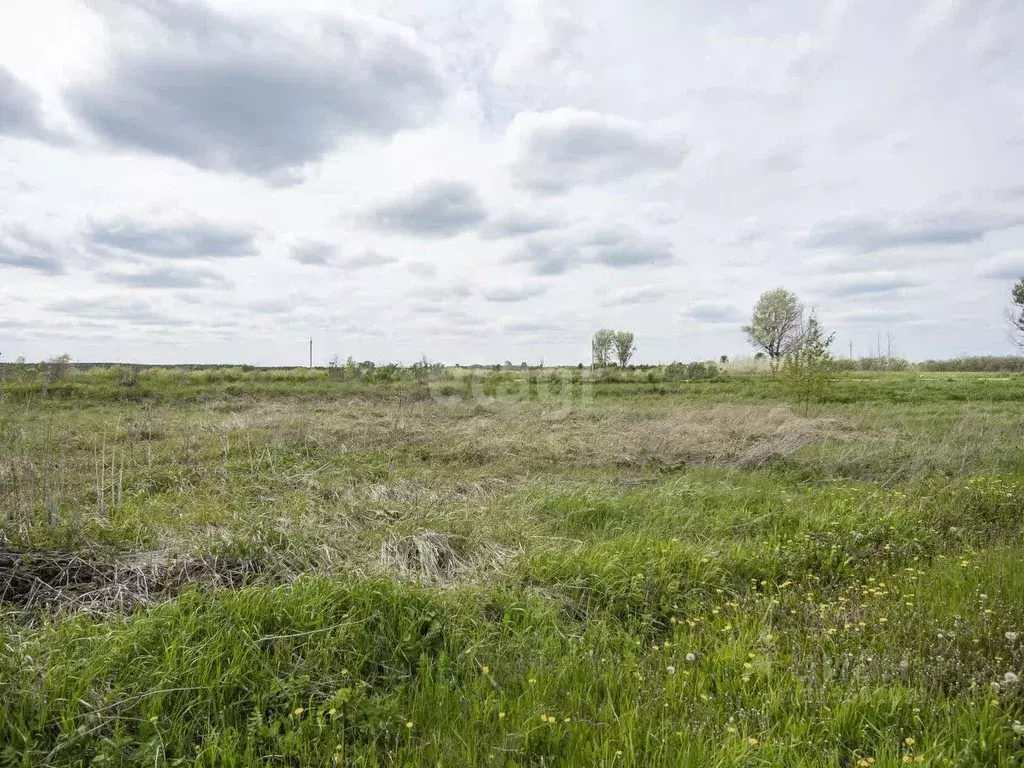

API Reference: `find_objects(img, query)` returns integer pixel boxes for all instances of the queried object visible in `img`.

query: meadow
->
[1,364,1023,766]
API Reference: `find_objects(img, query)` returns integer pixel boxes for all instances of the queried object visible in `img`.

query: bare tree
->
[742,288,805,360]
[613,331,636,367]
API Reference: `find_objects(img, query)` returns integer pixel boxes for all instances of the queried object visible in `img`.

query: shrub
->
[42,354,73,384]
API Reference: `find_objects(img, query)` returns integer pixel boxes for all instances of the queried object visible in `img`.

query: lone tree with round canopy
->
[743,288,805,360]
[1011,277,1024,348]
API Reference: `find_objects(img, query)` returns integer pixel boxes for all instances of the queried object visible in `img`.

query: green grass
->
[1,368,1023,765]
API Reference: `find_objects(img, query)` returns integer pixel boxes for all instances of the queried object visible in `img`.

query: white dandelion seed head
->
[1004,672,1020,685]
[1012,721,1024,736]
[1006,632,1018,643]
[685,652,697,662]
[666,665,676,675]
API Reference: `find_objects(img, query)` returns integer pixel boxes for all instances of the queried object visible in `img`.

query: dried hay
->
[379,531,519,583]
[0,550,262,614]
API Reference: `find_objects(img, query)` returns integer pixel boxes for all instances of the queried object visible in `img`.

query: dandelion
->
[666,665,676,675]
[904,737,915,747]
[616,750,623,757]
[498,712,505,720]
[328,708,337,717]
[747,737,758,746]
[685,652,697,662]
[528,678,537,685]
[540,714,549,722]
[564,717,571,723]
[1012,721,1024,736]
[726,726,738,734]
[1004,672,1020,685]
[1007,631,1018,643]
[482,665,490,675]
[405,721,413,729]
[293,707,305,716]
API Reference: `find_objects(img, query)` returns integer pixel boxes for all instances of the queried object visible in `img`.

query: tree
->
[1011,278,1024,349]
[613,331,636,368]
[591,329,616,367]
[780,315,835,412]
[743,288,805,360]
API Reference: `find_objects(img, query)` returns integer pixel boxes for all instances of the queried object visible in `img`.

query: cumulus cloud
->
[480,212,564,239]
[482,285,546,303]
[977,252,1024,280]
[507,239,581,275]
[681,303,745,324]
[66,1,447,181]
[99,265,230,289]
[805,211,1024,253]
[49,297,190,327]
[825,274,920,297]
[586,228,674,268]
[88,219,256,260]
[366,181,487,237]
[506,227,674,274]
[291,242,335,266]
[339,250,398,269]
[0,225,64,275]
[0,66,53,141]
[508,108,684,194]
[604,285,667,305]
[291,242,396,269]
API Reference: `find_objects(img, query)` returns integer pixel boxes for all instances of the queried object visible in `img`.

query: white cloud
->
[507,108,684,194]
[1,0,1022,364]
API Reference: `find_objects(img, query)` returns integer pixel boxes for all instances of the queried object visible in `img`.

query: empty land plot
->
[0,368,1023,766]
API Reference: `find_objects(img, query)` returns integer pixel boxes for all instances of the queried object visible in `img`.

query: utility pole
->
[309,337,313,369]
[849,340,853,360]
[886,331,892,359]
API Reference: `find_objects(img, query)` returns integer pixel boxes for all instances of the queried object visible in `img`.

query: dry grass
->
[378,531,520,583]
[0,550,263,614]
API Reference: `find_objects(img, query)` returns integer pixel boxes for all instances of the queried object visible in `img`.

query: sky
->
[1,0,1023,366]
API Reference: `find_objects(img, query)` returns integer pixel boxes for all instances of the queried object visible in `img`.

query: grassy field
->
[1,366,1023,766]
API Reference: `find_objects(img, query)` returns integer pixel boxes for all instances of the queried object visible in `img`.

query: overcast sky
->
[2,0,1023,366]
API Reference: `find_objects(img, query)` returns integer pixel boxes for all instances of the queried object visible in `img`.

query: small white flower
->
[666,665,676,675]
[1007,632,1018,643]
[685,652,697,663]
[1013,721,1024,736]
[1004,672,1020,685]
